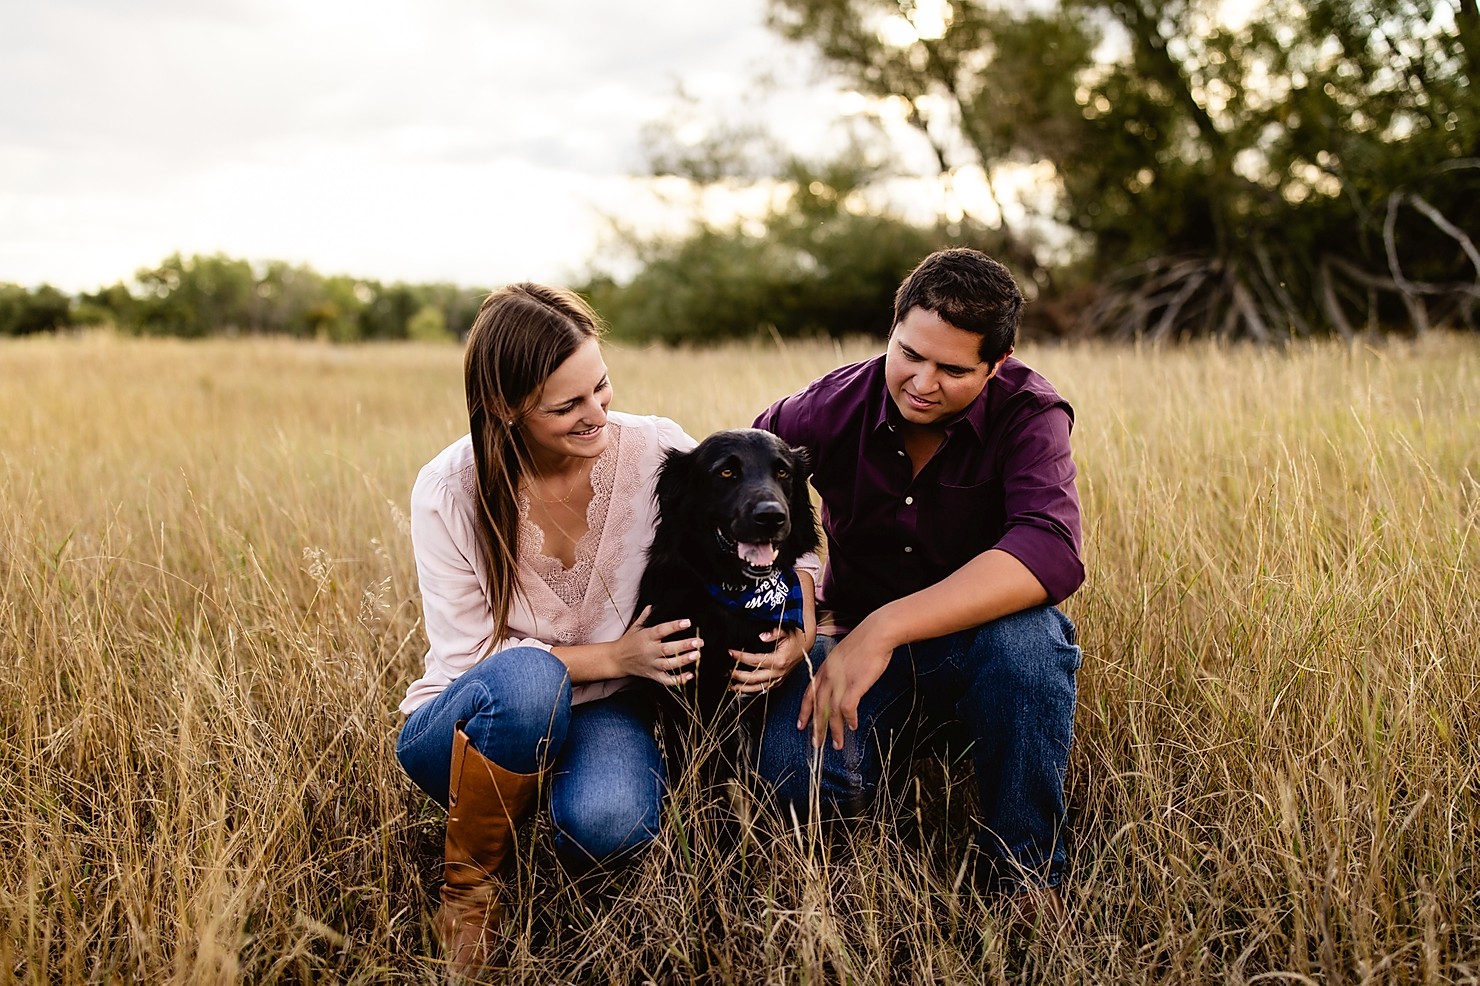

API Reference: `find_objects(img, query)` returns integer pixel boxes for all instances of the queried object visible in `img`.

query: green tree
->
[133,253,258,337]
[766,0,1480,339]
[74,282,135,328]
[15,255,492,341]
[417,283,489,339]
[585,155,965,344]
[0,284,72,336]
[306,276,371,342]
[253,260,331,337]
[407,303,453,342]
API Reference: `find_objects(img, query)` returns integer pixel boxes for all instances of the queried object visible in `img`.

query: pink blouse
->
[400,412,696,715]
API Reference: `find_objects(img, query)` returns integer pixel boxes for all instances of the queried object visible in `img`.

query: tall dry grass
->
[0,331,1475,984]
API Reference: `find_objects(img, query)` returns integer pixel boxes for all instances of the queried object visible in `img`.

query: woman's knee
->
[550,782,663,872]
[461,646,573,771]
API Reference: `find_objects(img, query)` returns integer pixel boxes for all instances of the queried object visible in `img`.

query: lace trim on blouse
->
[513,420,647,646]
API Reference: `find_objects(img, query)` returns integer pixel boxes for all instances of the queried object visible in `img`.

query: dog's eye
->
[719,468,734,479]
[776,468,790,479]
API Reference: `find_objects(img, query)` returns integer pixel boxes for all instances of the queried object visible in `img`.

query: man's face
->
[884,307,1008,427]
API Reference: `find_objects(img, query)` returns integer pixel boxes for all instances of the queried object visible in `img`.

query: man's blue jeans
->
[749,606,1081,891]
[395,646,666,875]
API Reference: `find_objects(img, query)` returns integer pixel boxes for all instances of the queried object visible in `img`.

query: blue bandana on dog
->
[703,568,806,630]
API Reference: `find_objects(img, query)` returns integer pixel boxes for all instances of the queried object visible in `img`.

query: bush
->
[584,190,970,345]
[0,283,72,336]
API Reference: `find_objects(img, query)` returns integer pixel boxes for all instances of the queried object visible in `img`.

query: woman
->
[393,283,710,973]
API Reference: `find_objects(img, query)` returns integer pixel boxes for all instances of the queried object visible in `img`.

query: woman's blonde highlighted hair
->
[462,283,605,645]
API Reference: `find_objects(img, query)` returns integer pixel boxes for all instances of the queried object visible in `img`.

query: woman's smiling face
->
[518,337,613,463]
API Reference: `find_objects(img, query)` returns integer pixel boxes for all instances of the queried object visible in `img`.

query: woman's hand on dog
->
[729,626,810,694]
[618,605,702,687]
[731,570,816,694]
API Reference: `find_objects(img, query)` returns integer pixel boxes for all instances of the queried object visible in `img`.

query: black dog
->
[635,428,820,776]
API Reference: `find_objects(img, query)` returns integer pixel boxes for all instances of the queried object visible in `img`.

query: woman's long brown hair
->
[462,283,604,646]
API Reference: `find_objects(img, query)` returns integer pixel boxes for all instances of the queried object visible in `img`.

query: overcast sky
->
[1,0,840,293]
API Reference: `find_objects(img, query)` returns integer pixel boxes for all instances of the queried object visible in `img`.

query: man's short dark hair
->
[893,248,1023,364]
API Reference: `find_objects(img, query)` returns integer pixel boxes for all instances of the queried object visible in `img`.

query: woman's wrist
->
[551,640,620,684]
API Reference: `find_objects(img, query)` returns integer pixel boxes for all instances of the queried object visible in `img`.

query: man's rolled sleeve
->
[992,403,1085,604]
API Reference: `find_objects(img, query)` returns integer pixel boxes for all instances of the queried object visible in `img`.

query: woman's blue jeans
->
[749,605,1081,891]
[395,646,666,875]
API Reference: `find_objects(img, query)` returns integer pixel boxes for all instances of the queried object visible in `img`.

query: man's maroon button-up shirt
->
[754,354,1084,632]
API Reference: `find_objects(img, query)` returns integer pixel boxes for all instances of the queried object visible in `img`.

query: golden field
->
[1,331,1476,984]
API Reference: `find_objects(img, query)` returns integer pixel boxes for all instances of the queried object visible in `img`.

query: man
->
[750,247,1084,920]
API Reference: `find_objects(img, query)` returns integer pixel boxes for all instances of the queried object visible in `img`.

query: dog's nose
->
[752,500,787,530]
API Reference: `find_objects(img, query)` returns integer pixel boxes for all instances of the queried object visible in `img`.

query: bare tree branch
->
[1405,194,1480,278]
[1319,258,1358,340]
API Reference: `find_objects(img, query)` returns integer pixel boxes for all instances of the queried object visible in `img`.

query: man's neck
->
[899,421,946,477]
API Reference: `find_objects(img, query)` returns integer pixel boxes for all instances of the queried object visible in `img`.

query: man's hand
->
[796,619,896,750]
[732,569,816,694]
[795,551,1049,750]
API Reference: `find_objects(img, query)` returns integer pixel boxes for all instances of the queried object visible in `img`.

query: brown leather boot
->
[434,727,540,977]
[1009,886,1069,939]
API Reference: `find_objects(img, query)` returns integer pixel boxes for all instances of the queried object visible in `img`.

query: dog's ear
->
[784,445,821,559]
[653,445,697,522]
[787,444,813,483]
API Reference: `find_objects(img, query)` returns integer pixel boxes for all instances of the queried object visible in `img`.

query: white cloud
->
[1,0,830,292]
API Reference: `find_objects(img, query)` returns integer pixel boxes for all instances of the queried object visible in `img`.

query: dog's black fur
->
[635,428,820,773]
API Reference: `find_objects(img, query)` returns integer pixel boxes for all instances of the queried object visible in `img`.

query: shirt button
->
[904,546,913,553]
[904,496,914,505]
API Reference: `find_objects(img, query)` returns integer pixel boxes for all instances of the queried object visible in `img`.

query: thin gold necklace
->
[526,465,589,504]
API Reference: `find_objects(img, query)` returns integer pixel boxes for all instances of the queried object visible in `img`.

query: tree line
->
[5,0,1477,345]
[0,253,488,342]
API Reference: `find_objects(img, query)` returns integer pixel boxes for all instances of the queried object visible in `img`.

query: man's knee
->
[967,606,1080,692]
[751,718,875,822]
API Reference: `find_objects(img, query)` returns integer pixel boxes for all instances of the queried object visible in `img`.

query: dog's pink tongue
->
[738,542,777,567]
